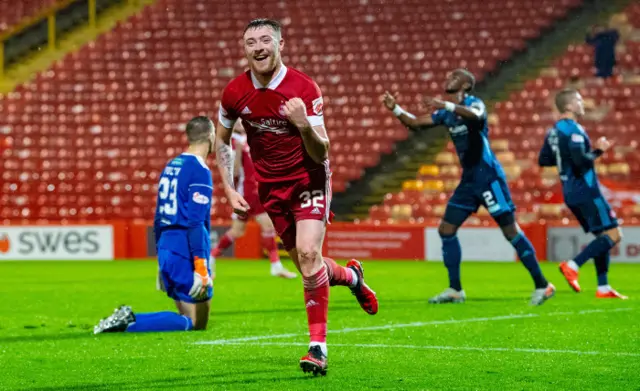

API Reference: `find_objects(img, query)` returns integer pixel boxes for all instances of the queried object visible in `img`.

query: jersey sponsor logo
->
[241,106,252,115]
[571,134,585,143]
[449,124,468,136]
[245,119,289,135]
[192,192,210,205]
[312,96,324,116]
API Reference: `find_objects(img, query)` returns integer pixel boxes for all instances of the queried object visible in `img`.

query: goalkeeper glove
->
[189,256,213,300]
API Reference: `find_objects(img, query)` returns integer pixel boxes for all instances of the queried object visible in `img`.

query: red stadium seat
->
[369,1,640,223]
[0,0,585,221]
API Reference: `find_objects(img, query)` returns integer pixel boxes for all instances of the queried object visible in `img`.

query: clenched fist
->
[595,136,613,152]
[283,98,311,131]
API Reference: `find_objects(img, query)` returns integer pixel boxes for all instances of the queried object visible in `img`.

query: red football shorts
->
[233,187,266,222]
[258,168,334,251]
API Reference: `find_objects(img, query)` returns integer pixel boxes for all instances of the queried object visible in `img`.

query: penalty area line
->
[195,307,631,346]
[219,341,640,357]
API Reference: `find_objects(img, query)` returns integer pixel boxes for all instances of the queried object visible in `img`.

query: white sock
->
[349,268,358,288]
[567,260,579,272]
[310,342,328,357]
[597,285,612,293]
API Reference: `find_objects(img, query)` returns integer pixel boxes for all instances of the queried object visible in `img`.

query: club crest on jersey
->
[279,104,287,117]
[192,192,209,205]
[312,97,324,116]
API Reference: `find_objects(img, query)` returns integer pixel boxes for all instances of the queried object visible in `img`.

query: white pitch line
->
[195,307,631,346]
[220,341,640,357]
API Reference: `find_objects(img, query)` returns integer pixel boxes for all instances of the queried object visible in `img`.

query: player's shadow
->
[0,332,93,344]
[21,371,314,391]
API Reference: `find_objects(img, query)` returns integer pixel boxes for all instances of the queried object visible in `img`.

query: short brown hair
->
[244,18,282,37]
[185,116,213,144]
[555,89,578,113]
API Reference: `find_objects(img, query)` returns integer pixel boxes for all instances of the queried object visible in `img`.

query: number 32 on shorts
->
[299,190,324,208]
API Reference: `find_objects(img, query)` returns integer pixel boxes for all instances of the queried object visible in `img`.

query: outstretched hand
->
[382,91,397,110]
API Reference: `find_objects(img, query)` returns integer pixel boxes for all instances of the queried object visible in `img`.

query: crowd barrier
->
[1,221,639,262]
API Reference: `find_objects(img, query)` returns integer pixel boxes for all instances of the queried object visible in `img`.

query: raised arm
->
[383,91,435,129]
[424,96,485,122]
[568,133,608,171]
[284,83,330,163]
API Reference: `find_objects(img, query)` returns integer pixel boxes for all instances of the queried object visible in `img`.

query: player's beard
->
[252,51,279,77]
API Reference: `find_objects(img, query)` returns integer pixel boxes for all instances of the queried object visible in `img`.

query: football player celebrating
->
[539,89,626,299]
[384,69,555,305]
[216,19,379,375]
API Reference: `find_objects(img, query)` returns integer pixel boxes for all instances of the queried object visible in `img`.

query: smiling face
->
[243,25,283,78]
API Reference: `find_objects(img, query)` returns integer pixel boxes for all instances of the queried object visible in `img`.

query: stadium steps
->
[333,0,634,222]
[0,0,156,94]
[487,0,636,104]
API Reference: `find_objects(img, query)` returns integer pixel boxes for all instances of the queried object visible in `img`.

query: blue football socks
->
[574,235,616,267]
[511,233,548,289]
[441,233,462,291]
[126,311,193,333]
[594,252,610,286]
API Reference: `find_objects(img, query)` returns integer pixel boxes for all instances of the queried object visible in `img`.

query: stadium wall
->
[1,222,639,262]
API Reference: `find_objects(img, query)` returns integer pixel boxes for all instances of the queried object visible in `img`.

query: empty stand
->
[369,4,640,226]
[0,0,582,221]
[0,0,57,32]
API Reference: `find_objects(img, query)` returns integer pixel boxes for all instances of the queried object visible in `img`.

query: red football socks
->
[303,265,330,344]
[261,232,280,264]
[323,257,355,287]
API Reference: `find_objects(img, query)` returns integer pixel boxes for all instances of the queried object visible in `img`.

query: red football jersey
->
[231,133,258,196]
[218,66,327,182]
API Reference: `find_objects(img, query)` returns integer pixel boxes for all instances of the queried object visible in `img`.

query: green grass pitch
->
[1,260,639,390]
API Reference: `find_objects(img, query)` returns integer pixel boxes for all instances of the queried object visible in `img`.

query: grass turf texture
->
[1,260,639,391]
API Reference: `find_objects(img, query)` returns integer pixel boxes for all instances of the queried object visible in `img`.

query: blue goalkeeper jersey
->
[431,94,506,181]
[153,153,212,261]
[539,118,602,204]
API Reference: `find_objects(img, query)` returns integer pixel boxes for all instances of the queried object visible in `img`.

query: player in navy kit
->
[94,116,216,334]
[539,89,626,299]
[383,69,555,305]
